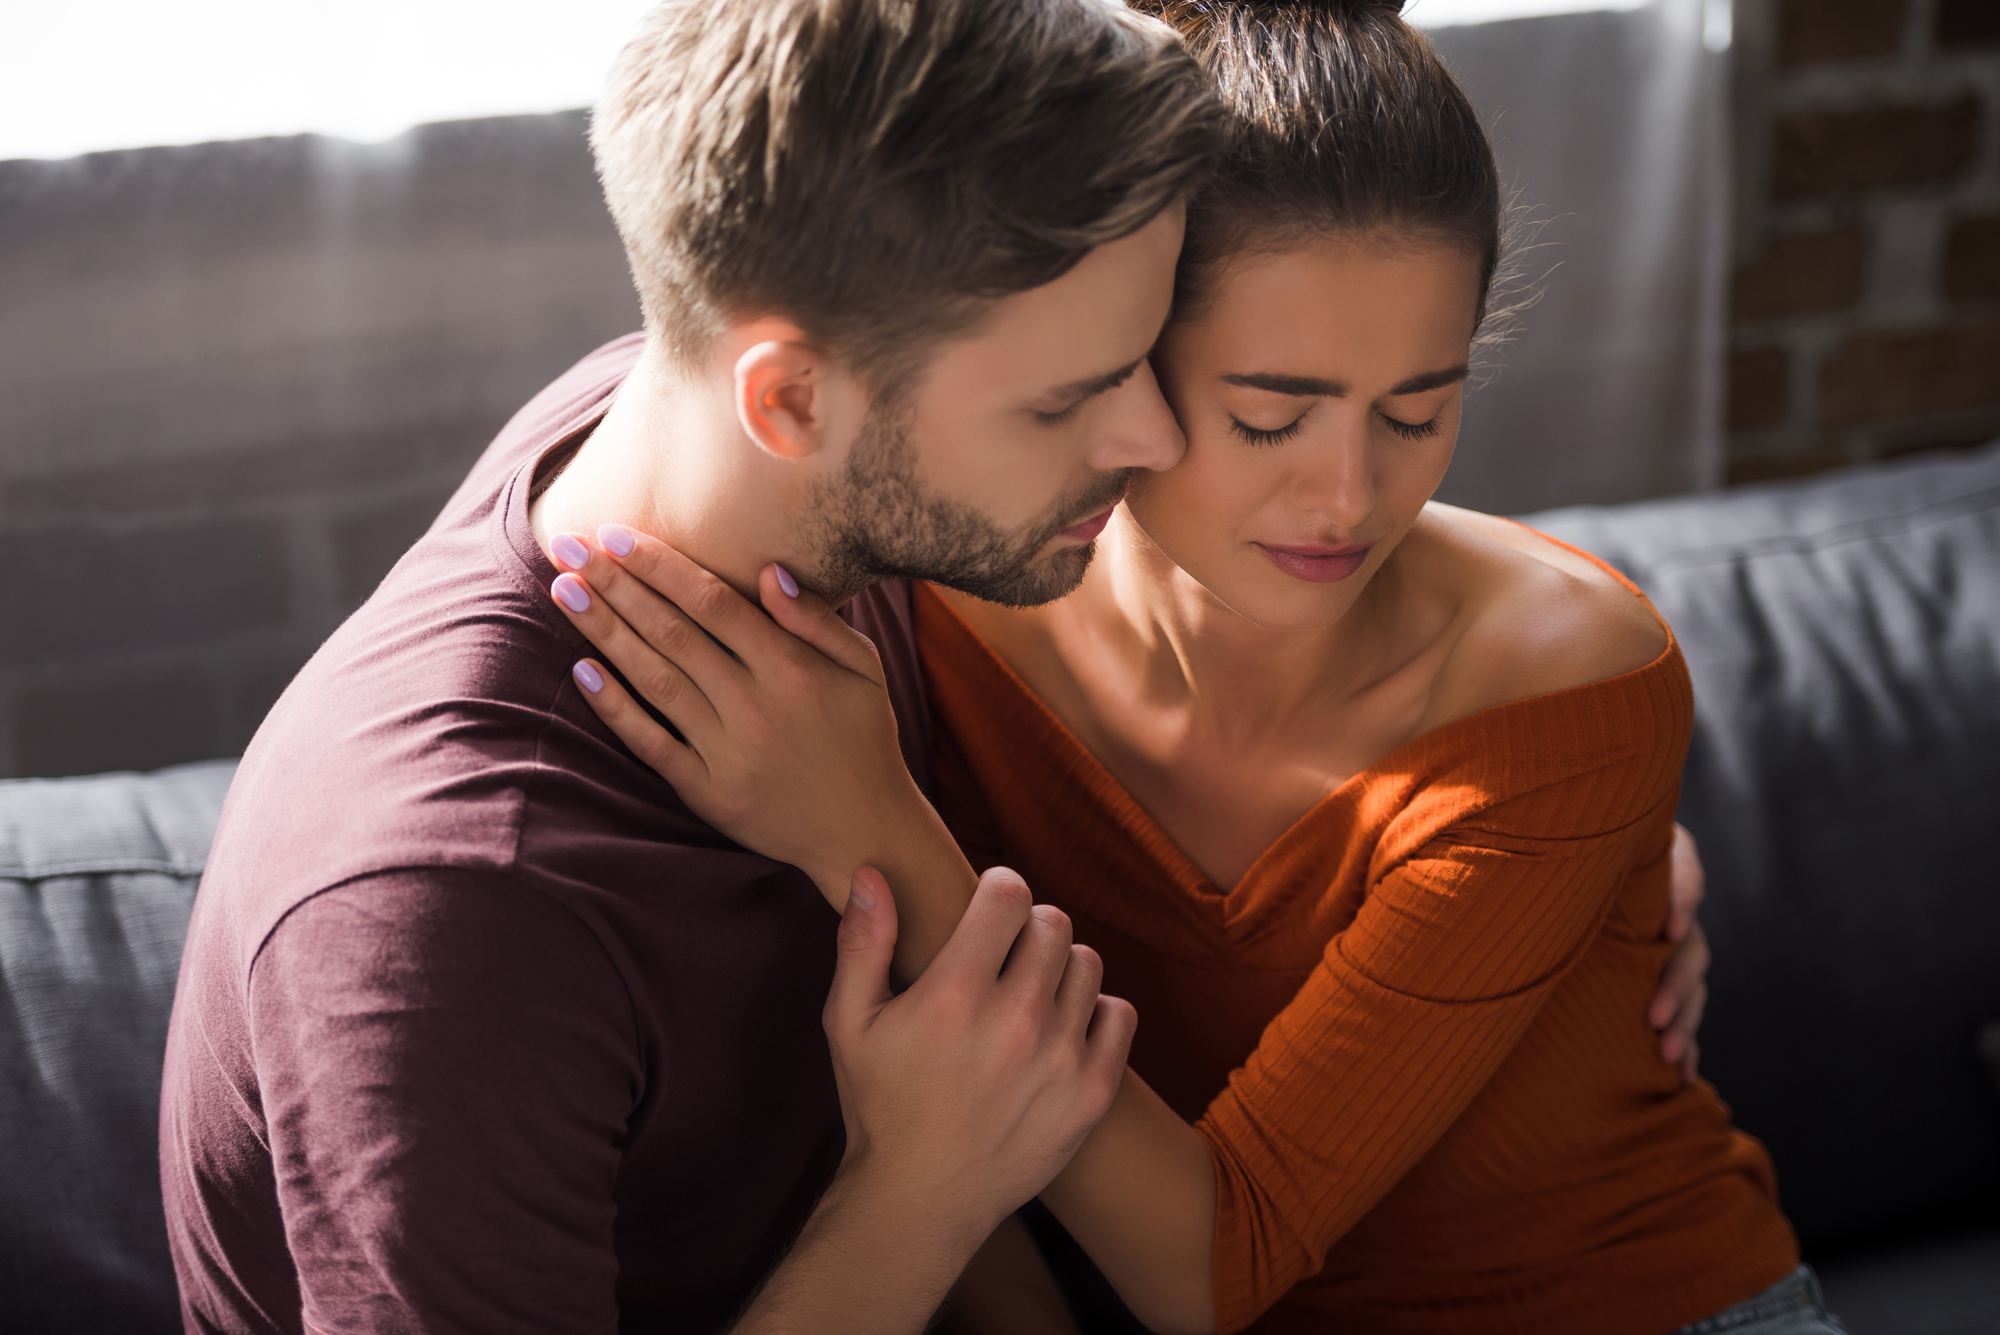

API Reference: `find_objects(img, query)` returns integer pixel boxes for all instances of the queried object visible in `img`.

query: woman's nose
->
[1290,415,1375,528]
[1085,359,1186,476]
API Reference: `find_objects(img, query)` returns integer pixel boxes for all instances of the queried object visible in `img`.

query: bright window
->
[1,0,1661,164]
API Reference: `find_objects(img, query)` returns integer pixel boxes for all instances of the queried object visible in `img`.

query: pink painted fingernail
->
[774,564,800,598]
[572,660,603,693]
[552,573,591,613]
[551,533,590,570]
[598,524,635,557]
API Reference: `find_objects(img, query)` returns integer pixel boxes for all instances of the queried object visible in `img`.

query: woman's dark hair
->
[1130,0,1512,347]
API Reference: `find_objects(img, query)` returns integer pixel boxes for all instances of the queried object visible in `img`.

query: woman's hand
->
[544,524,933,911]
[1649,822,1710,1085]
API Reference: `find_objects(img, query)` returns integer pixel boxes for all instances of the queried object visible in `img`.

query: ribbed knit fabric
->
[914,558,1799,1335]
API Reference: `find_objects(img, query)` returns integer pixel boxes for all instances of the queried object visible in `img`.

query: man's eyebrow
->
[1044,357,1145,404]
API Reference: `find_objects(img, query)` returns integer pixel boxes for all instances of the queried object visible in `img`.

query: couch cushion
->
[0,759,237,1334]
[1523,443,2000,1251]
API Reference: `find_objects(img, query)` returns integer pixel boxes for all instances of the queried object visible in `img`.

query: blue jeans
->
[1673,1266,1849,1334]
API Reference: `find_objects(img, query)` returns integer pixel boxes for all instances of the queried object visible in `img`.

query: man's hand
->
[1648,822,1710,1085]
[827,866,1134,1228]
[733,866,1135,1334]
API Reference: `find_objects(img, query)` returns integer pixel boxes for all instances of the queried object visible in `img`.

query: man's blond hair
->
[592,0,1220,386]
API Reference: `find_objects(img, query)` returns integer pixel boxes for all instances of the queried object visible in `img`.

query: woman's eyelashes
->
[1382,411,1443,440]
[1227,408,1443,445]
[1228,414,1306,446]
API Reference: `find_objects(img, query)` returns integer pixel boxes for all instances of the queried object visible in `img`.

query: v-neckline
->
[923,583,1384,902]
[915,549,1676,909]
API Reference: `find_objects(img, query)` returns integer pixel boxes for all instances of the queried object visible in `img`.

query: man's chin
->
[939,540,1096,609]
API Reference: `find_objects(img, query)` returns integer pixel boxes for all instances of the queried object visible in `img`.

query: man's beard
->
[803,408,1133,608]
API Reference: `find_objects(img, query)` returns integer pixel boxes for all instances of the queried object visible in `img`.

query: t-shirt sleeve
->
[247,867,638,1335]
[1197,740,1680,1332]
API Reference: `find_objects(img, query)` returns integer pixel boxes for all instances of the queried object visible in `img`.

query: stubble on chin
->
[799,410,1126,609]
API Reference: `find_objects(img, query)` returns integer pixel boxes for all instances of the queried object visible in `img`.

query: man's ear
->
[732,331,861,460]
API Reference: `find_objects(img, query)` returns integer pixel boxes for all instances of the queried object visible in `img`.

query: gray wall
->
[0,112,640,778]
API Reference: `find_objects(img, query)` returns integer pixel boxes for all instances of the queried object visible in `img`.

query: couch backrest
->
[1526,443,2000,1251]
[0,759,237,1333]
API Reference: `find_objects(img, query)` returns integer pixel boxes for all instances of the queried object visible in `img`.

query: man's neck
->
[528,344,809,602]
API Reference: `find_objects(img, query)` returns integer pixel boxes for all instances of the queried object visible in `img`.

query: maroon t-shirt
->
[159,335,931,1335]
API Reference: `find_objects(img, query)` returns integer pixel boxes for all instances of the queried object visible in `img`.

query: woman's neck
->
[1065,509,1404,743]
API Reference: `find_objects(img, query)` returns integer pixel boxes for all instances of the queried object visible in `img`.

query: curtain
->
[1425,0,1732,512]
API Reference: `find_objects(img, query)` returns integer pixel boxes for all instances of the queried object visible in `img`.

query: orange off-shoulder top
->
[912,566,1798,1335]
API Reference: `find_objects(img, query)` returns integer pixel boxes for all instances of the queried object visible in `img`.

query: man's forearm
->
[732,1163,990,1335]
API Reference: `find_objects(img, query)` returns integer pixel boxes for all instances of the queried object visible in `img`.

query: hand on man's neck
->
[529,336,834,605]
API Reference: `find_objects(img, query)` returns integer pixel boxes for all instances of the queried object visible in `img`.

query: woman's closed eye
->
[1229,407,1442,444]
[1381,410,1443,440]
[1228,413,1307,446]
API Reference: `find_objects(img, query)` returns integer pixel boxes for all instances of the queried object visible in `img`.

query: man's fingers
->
[1678,1038,1702,1086]
[758,564,888,686]
[824,868,898,1038]
[929,867,1038,986]
[999,904,1076,1004]
[1085,994,1138,1074]
[1655,980,1707,1066]
[1647,926,1709,1029]
[1666,822,1706,943]
[1651,904,1708,1073]
[1670,980,1708,1052]
[1053,942,1105,1034]
[568,657,708,792]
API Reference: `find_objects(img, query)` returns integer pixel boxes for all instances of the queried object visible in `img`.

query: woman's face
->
[1130,233,1482,631]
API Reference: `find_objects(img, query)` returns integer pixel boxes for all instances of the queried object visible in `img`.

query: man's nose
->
[1085,359,1185,474]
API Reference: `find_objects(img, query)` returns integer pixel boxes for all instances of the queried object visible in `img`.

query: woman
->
[542,1,1838,1330]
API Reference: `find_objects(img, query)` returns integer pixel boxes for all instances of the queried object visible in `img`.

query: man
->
[158,2,1221,1332]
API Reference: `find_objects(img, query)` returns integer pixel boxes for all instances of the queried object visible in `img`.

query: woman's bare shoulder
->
[1412,503,1670,727]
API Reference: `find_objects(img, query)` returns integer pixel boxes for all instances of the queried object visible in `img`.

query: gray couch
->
[4,445,1997,1334]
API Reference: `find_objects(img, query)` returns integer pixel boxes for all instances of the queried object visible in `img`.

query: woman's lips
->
[1255,542,1372,583]
[1061,507,1117,543]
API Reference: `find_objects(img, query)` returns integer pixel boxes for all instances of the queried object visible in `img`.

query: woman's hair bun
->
[1235,0,1410,19]
[1132,0,1410,36]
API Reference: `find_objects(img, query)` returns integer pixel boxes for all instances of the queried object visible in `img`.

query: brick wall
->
[1727,0,2000,482]
[0,113,638,779]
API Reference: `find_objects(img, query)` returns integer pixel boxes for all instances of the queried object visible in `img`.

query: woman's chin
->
[1186,560,1368,635]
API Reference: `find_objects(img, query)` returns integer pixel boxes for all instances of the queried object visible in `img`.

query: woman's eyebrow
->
[1220,366,1470,397]
[1222,371,1344,396]
[1389,365,1470,395]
